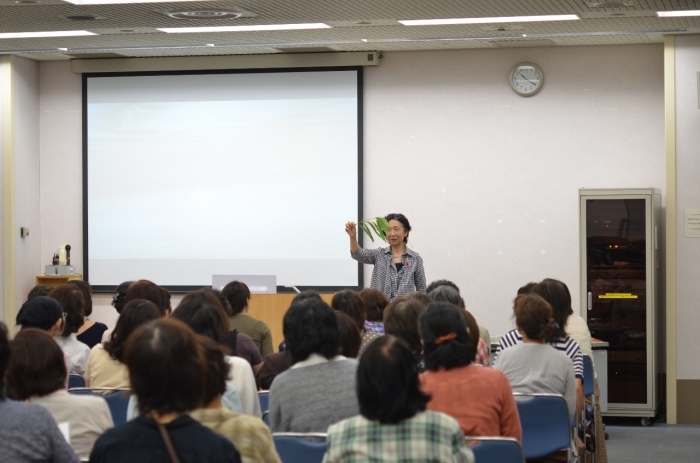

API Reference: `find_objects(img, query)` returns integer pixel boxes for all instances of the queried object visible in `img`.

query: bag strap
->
[155,420,181,463]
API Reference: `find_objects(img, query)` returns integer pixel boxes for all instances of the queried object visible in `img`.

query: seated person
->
[269,298,359,432]
[124,280,170,316]
[49,285,91,377]
[89,319,241,463]
[331,290,381,356]
[335,311,361,359]
[101,281,134,343]
[383,297,426,372]
[190,337,280,463]
[68,281,108,349]
[86,300,160,390]
[7,329,113,460]
[0,322,79,463]
[27,284,53,299]
[325,336,474,463]
[359,288,389,334]
[222,281,274,357]
[419,302,521,441]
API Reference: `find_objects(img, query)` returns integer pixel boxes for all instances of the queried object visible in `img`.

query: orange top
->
[420,365,522,442]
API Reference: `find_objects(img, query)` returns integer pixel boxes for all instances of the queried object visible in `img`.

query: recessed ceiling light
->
[360,39,368,42]
[205,43,215,47]
[0,30,96,39]
[166,9,243,20]
[399,15,580,26]
[657,10,700,17]
[58,47,68,51]
[157,23,331,33]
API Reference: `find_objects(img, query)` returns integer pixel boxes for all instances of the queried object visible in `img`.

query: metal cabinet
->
[579,188,662,421]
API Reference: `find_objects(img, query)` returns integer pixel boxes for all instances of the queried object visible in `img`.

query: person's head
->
[171,290,229,343]
[460,309,481,342]
[67,280,93,317]
[359,288,389,323]
[47,285,85,337]
[357,336,430,424]
[428,285,465,308]
[210,289,234,317]
[292,290,322,304]
[513,293,556,342]
[6,329,66,401]
[0,322,11,399]
[517,282,538,295]
[105,299,161,363]
[405,291,432,308]
[27,285,53,300]
[161,287,172,315]
[331,290,367,332]
[112,281,134,314]
[16,296,64,335]
[335,311,361,358]
[419,301,475,370]
[125,319,204,416]
[384,213,411,245]
[124,280,168,316]
[283,298,339,364]
[531,279,573,340]
[221,281,250,315]
[425,279,460,295]
[383,297,424,355]
[198,335,230,407]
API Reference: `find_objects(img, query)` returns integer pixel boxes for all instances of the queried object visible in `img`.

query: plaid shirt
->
[351,246,426,301]
[475,338,491,367]
[323,411,474,463]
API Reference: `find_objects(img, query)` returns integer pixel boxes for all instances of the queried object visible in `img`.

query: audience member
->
[86,300,160,390]
[48,285,91,377]
[101,281,134,343]
[222,281,274,357]
[425,279,461,295]
[325,336,474,463]
[359,288,389,334]
[419,302,521,441]
[124,280,169,316]
[331,289,380,356]
[0,322,80,463]
[335,311,361,358]
[405,290,432,307]
[7,329,113,460]
[189,337,280,463]
[383,297,426,372]
[89,319,241,463]
[257,350,292,391]
[27,284,53,299]
[269,298,359,432]
[68,280,108,349]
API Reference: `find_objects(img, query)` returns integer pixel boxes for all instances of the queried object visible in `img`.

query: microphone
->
[65,244,71,266]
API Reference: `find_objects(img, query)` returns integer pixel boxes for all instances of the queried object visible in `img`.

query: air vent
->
[274,47,337,53]
[65,52,126,59]
[584,1,633,8]
[492,39,556,48]
[479,24,524,32]
[60,14,106,21]
[165,9,244,20]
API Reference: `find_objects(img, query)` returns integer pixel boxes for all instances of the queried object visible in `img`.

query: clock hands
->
[518,72,536,86]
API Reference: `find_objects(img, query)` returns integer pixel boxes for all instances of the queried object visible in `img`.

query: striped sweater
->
[494,329,584,379]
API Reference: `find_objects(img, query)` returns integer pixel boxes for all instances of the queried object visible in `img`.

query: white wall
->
[673,35,700,381]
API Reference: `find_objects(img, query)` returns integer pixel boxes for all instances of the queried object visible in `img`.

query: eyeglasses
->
[61,312,68,320]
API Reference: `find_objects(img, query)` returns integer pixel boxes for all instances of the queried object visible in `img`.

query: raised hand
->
[345,221,357,239]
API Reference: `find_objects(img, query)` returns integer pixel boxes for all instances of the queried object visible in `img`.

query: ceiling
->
[0,0,699,61]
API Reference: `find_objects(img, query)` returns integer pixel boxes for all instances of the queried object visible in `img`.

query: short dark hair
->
[383,298,424,355]
[292,290,322,304]
[112,281,134,314]
[428,285,465,308]
[67,280,93,317]
[420,302,475,370]
[358,336,430,424]
[198,335,230,405]
[7,329,66,400]
[359,288,389,322]
[161,287,172,315]
[171,290,229,343]
[384,213,411,244]
[105,299,161,363]
[125,319,204,415]
[48,285,85,337]
[531,279,573,341]
[331,290,367,332]
[405,291,431,308]
[335,311,361,358]
[125,280,167,315]
[513,293,556,341]
[283,298,339,364]
[517,282,538,295]
[27,285,53,300]
[16,297,63,331]
[221,281,251,315]
[425,279,460,295]
[0,322,11,399]
[210,289,234,317]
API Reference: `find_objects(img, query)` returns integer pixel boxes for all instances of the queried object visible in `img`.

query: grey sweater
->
[269,358,359,433]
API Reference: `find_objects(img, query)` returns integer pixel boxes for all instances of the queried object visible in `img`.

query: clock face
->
[510,63,543,96]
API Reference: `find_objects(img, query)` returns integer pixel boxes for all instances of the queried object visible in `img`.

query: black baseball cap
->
[16,296,63,331]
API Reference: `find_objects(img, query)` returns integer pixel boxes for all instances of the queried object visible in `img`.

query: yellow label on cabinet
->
[598,293,638,299]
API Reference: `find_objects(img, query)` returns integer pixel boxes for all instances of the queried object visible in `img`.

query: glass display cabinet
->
[579,188,662,423]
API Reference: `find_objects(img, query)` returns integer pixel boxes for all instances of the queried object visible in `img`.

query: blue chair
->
[259,390,269,414]
[273,433,327,463]
[69,387,130,426]
[262,411,270,427]
[68,374,85,389]
[514,393,573,462]
[469,437,525,463]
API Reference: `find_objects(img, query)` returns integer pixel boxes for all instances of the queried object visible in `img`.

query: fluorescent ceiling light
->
[0,30,95,39]
[64,0,208,4]
[657,10,700,17]
[399,15,579,26]
[157,23,331,33]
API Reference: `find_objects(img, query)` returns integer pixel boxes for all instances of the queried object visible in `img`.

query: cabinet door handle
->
[587,292,593,311]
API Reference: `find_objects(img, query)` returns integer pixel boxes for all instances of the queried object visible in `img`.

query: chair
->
[69,387,130,426]
[469,437,525,463]
[513,393,573,462]
[582,355,596,461]
[259,390,269,414]
[273,432,327,463]
[68,374,85,389]
[262,411,270,427]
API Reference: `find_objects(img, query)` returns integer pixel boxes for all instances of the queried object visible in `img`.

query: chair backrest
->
[259,390,269,413]
[513,393,571,460]
[273,433,327,463]
[262,411,270,427]
[582,355,595,397]
[69,387,130,426]
[68,375,85,389]
[469,437,525,463]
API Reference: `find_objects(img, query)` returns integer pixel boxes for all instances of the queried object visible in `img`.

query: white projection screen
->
[83,68,363,291]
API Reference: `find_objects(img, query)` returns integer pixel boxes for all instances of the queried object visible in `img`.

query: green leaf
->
[359,222,374,242]
[368,220,381,238]
[377,217,390,232]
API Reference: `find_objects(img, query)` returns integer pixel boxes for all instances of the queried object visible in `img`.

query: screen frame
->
[82,66,364,293]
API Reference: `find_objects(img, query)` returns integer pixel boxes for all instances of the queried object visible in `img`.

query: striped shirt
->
[351,246,426,301]
[494,329,584,379]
